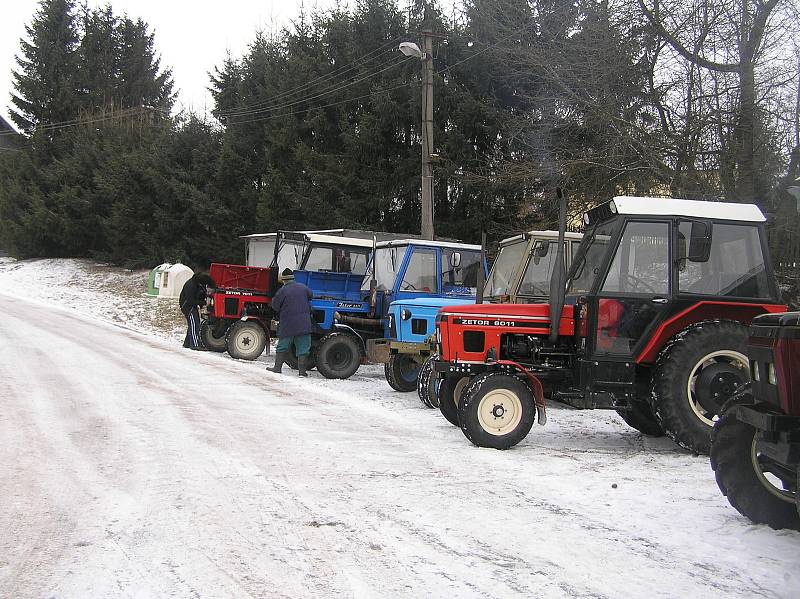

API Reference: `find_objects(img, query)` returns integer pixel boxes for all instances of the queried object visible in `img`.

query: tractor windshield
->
[485,239,527,297]
[361,245,408,292]
[567,221,617,295]
[302,244,370,274]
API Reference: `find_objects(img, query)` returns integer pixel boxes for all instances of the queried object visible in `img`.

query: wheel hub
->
[695,363,747,415]
[477,389,523,436]
[492,404,506,418]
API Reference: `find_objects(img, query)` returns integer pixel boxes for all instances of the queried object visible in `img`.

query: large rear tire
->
[616,400,664,437]
[417,356,439,408]
[711,387,799,530]
[651,320,748,454]
[226,321,267,360]
[385,353,421,392]
[200,320,228,352]
[439,376,470,426]
[316,333,362,380]
[458,373,536,450]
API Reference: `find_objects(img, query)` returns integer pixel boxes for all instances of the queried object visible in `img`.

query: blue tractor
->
[293,238,487,380]
[370,230,583,396]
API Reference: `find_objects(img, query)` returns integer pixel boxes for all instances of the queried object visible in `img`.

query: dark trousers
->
[183,307,202,349]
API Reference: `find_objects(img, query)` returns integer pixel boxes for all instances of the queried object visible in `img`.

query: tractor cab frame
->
[433,196,785,453]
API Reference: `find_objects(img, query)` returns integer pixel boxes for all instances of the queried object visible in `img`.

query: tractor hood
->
[439,302,553,320]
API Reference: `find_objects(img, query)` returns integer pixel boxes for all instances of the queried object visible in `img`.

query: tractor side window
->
[441,249,481,293]
[401,249,437,292]
[602,221,669,295]
[568,223,615,295]
[678,222,770,298]
[346,249,370,275]
[304,246,334,271]
[362,247,403,291]
[519,240,559,297]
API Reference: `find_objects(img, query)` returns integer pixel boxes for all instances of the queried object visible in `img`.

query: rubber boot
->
[269,351,288,373]
[298,355,309,377]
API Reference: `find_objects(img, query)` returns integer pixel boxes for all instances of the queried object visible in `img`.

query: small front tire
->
[439,376,470,426]
[200,320,229,352]
[417,356,439,408]
[385,353,421,392]
[226,321,267,360]
[616,400,664,437]
[458,373,535,450]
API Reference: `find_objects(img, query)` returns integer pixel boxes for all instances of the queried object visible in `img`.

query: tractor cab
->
[433,196,785,454]
[485,230,583,303]
[275,231,374,303]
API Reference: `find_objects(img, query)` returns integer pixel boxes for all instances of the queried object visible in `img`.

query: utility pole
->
[420,29,434,240]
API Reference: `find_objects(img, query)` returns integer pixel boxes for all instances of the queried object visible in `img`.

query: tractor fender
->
[330,324,367,353]
[494,359,547,425]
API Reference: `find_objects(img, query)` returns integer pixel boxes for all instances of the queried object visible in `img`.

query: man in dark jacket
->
[179,272,215,350]
[269,269,313,376]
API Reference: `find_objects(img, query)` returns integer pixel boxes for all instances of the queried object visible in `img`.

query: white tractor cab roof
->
[292,232,375,248]
[586,196,766,225]
[498,229,584,246]
[375,239,482,251]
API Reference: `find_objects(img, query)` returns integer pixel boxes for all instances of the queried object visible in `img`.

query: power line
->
[222,56,414,121]
[215,37,403,117]
[225,81,413,127]
[0,107,157,137]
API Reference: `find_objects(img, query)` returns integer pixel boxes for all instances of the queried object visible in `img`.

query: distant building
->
[0,114,21,150]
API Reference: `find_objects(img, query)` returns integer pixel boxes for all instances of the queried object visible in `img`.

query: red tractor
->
[199,263,276,360]
[711,312,800,530]
[432,195,786,454]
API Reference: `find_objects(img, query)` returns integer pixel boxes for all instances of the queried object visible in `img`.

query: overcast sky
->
[0,0,343,126]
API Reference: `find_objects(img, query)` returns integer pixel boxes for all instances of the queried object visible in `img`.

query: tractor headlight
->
[436,327,442,343]
[401,308,412,320]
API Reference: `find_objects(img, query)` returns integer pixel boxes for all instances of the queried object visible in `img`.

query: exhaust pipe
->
[549,188,567,343]
[335,312,384,329]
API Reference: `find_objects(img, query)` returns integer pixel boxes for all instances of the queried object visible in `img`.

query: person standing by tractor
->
[269,269,314,376]
[179,272,215,350]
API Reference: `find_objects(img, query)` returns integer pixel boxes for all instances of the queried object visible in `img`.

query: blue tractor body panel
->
[388,297,475,344]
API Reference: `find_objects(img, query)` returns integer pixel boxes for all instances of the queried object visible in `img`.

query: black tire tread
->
[710,389,799,530]
[651,320,748,454]
[199,320,228,352]
[316,332,362,380]
[417,356,438,408]
[385,354,420,393]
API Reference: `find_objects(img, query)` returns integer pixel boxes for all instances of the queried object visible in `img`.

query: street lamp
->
[400,37,434,240]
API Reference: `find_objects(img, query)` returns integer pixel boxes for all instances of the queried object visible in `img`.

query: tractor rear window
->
[678,223,770,298]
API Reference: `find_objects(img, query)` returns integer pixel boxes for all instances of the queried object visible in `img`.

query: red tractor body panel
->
[207,263,274,321]
[438,303,573,363]
[635,301,786,364]
[747,312,800,417]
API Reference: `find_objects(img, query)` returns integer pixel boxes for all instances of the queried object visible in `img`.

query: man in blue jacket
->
[269,269,314,376]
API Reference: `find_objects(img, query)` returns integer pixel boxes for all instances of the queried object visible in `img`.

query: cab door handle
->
[651,297,669,304]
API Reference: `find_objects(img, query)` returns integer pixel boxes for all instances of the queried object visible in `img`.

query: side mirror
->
[450,252,462,268]
[687,221,712,262]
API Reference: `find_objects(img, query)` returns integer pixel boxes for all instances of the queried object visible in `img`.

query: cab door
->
[589,219,673,360]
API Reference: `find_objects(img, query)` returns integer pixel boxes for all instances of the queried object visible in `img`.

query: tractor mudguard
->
[494,359,547,425]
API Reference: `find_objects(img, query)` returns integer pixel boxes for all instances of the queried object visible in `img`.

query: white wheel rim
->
[477,388,523,436]
[234,328,259,354]
[687,349,748,426]
[751,435,795,503]
[452,377,469,408]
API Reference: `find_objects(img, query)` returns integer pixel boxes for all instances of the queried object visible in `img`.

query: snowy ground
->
[0,257,799,599]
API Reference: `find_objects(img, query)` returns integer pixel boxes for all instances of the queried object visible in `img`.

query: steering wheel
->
[620,273,657,294]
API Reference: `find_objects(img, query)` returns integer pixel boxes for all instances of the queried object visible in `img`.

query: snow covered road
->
[1,290,799,598]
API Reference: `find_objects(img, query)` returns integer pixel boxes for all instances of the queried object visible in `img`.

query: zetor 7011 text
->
[432,196,785,454]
